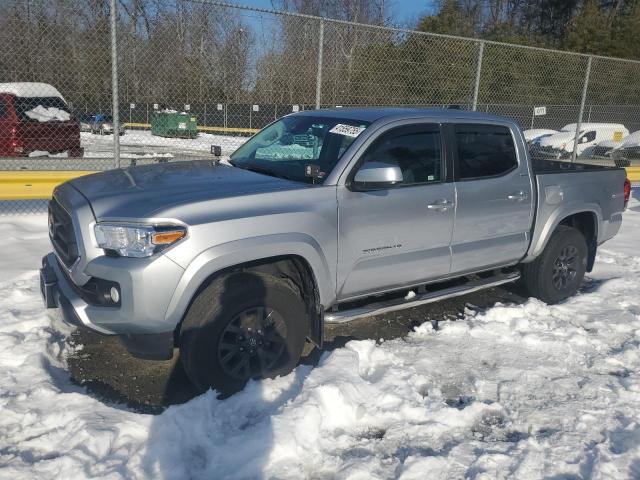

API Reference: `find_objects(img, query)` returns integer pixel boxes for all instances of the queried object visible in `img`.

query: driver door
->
[336,123,455,300]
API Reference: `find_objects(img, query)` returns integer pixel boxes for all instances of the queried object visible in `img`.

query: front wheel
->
[520,225,588,304]
[179,272,307,394]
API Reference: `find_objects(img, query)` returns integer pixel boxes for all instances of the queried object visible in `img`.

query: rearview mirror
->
[352,162,402,191]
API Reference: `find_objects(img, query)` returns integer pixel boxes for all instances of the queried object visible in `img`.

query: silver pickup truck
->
[40,108,631,393]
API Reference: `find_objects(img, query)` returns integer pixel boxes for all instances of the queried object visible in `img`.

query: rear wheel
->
[179,271,307,394]
[520,225,587,304]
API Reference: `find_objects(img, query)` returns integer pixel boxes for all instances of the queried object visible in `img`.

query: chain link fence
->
[1,0,640,214]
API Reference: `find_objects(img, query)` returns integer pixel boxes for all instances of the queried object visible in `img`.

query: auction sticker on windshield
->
[329,124,366,138]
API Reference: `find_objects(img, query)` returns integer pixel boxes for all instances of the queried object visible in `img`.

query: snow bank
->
[0,82,64,100]
[0,214,49,283]
[24,105,71,122]
[1,195,640,478]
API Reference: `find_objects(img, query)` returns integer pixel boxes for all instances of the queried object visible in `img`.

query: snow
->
[2,193,640,478]
[0,82,64,100]
[24,105,71,123]
[81,130,248,158]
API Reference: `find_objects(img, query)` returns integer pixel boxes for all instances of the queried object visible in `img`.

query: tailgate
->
[17,120,80,154]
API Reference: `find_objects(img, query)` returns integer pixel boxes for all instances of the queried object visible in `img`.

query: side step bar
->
[325,271,520,324]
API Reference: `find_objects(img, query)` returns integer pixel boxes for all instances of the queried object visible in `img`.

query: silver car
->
[90,114,125,136]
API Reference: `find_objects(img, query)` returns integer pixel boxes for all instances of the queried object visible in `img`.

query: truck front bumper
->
[40,253,175,360]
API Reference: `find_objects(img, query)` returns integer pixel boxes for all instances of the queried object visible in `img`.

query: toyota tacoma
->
[40,108,630,393]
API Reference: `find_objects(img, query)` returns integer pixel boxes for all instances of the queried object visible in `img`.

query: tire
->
[179,271,307,394]
[520,225,588,304]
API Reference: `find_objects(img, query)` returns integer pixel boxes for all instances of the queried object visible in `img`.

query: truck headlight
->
[94,223,186,258]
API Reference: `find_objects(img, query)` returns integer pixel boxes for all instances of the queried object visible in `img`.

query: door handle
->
[507,191,529,201]
[427,199,454,212]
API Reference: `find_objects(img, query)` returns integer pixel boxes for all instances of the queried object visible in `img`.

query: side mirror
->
[211,145,222,156]
[352,162,403,191]
[580,136,589,144]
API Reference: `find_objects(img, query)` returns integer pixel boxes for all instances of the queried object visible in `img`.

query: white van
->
[536,123,629,159]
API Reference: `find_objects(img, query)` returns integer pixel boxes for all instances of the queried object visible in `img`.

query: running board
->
[324,271,520,324]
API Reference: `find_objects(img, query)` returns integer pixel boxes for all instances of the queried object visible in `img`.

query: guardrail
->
[0,171,96,200]
[626,166,640,182]
[123,122,258,135]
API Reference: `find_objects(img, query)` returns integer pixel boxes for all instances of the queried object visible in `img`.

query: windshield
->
[229,115,370,184]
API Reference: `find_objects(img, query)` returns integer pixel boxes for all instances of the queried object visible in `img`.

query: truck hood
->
[69,161,306,219]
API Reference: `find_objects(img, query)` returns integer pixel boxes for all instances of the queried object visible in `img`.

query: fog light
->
[109,286,120,304]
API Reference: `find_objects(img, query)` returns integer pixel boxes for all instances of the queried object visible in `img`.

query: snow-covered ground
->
[1,194,640,479]
[82,130,247,159]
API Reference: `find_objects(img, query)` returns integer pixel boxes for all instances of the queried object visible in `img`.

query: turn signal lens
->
[152,230,186,245]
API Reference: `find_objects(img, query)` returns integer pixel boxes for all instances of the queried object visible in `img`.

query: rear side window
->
[454,124,517,180]
[0,99,6,118]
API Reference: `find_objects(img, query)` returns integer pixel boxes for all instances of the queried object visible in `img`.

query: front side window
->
[358,125,442,185]
[581,130,596,142]
[230,115,370,184]
[455,124,517,180]
[0,99,6,118]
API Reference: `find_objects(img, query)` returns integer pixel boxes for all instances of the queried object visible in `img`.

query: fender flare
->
[164,233,335,326]
[525,202,601,261]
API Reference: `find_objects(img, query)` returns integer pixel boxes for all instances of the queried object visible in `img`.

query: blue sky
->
[235,0,436,27]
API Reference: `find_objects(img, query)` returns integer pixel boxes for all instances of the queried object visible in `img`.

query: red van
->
[0,83,83,158]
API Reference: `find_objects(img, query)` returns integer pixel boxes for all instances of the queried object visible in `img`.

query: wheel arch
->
[526,207,600,272]
[165,234,333,346]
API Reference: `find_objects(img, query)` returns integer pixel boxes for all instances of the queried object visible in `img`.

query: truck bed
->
[527,160,627,262]
[532,159,623,174]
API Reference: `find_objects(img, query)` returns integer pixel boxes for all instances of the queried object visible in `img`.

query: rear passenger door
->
[450,123,534,274]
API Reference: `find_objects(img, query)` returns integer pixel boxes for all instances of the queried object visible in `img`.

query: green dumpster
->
[151,111,198,139]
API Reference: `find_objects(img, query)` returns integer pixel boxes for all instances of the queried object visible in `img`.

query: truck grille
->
[48,197,79,268]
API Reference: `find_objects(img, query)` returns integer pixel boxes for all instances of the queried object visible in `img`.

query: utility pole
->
[110,0,121,168]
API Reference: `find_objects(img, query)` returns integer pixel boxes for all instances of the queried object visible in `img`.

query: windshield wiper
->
[235,164,294,181]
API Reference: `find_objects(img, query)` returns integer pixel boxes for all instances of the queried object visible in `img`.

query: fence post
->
[315,19,325,110]
[109,0,120,168]
[472,41,484,111]
[572,55,592,163]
